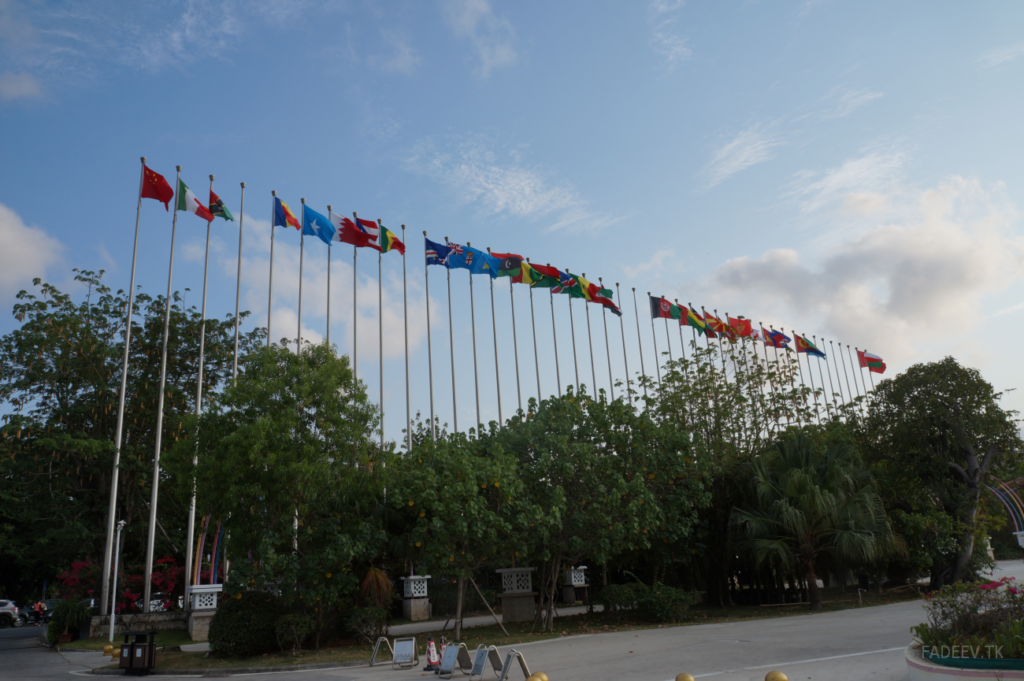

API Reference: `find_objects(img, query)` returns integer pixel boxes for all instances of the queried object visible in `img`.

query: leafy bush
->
[46,598,92,644]
[912,577,1024,659]
[598,583,645,618]
[275,614,315,656]
[345,607,389,644]
[209,591,286,657]
[637,583,696,623]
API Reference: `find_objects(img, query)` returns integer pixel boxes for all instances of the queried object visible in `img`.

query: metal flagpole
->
[567,283,580,393]
[813,336,832,419]
[233,183,245,379]
[845,344,862,400]
[487,252,503,426]
[464,240,481,430]
[825,338,844,406]
[402,225,410,450]
[617,284,631,399]
[549,271,562,398]
[377,221,384,451]
[297,199,306,353]
[631,288,648,399]
[423,232,436,441]
[802,334,820,422]
[507,269,522,412]
[817,335,837,411]
[856,347,875,392]
[100,157,146,616]
[526,259,542,404]
[676,300,688,369]
[583,274,597,395]
[664,317,673,364]
[647,293,662,384]
[446,263,458,434]
[760,322,786,426]
[326,206,332,349]
[143,165,181,612]
[711,308,728,378]
[352,213,359,383]
[849,344,867,417]
[833,340,852,407]
[600,278,614,401]
[183,174,215,596]
[785,328,806,425]
[267,191,276,347]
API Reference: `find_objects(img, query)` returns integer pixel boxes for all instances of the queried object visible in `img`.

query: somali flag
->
[447,242,498,277]
[302,206,334,246]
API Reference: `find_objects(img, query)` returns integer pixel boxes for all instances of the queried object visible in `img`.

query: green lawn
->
[63,629,194,651]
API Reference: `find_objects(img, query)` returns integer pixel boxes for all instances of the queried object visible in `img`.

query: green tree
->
[168,343,384,644]
[730,433,892,610]
[859,357,1022,585]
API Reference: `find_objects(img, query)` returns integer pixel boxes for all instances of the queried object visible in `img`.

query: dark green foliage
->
[912,578,1024,659]
[597,583,645,621]
[46,598,91,644]
[209,591,286,657]
[275,614,316,656]
[345,607,388,644]
[636,583,697,623]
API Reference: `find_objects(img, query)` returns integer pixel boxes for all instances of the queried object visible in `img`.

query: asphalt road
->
[3,560,1021,680]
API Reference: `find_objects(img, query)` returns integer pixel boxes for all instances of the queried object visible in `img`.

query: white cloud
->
[0,71,41,100]
[624,248,675,278]
[702,125,783,189]
[0,202,64,302]
[441,0,516,77]
[373,29,420,75]
[978,42,1024,70]
[647,0,691,72]
[701,177,1023,363]
[786,148,906,214]
[822,87,882,119]
[405,136,620,233]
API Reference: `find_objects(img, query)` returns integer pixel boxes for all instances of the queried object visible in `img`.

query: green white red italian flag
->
[177,179,214,221]
[858,350,886,374]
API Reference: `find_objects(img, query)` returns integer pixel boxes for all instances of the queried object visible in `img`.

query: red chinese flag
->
[141,165,174,211]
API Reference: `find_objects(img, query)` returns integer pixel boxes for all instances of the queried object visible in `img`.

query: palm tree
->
[730,434,892,610]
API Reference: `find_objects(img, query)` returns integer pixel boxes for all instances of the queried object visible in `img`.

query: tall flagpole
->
[786,328,806,425]
[582,274,597,396]
[813,335,832,419]
[849,344,866,417]
[487,250,503,426]
[233,183,245,379]
[183,173,215,596]
[377,221,384,451]
[464,240,481,430]
[267,191,276,347]
[817,335,837,411]
[143,165,181,612]
[829,340,848,406]
[631,288,648,400]
[844,343,861,400]
[617,284,631,400]
[549,271,562,398]
[526,259,541,404]
[402,225,410,451]
[446,263,458,434]
[567,284,580,394]
[648,293,662,384]
[855,346,872,394]
[326,206,333,349]
[100,157,146,616]
[711,308,728,378]
[675,300,687,368]
[506,263,522,412]
[297,199,306,353]
[802,334,820,422]
[599,278,614,401]
[352,213,359,383]
[423,232,436,441]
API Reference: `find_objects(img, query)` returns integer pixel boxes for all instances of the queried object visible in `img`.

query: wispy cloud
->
[624,249,675,278]
[0,202,64,303]
[821,86,883,119]
[373,29,420,75]
[786,147,906,214]
[978,42,1024,69]
[441,0,516,77]
[405,136,620,233]
[0,71,41,100]
[701,125,783,189]
[646,0,691,72]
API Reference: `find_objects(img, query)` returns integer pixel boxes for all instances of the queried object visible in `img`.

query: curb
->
[89,658,370,676]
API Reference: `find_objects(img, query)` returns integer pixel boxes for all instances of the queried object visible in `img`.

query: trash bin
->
[118,631,157,676]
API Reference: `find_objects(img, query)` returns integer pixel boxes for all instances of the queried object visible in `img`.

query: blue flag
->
[425,237,451,267]
[447,242,498,277]
[302,206,334,246]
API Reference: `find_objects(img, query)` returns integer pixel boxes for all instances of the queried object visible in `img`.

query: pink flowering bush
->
[913,577,1024,659]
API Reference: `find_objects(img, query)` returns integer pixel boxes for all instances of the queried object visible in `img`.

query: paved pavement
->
[3,559,1021,680]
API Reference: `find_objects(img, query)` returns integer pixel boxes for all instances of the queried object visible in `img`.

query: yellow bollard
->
[676,675,696,681]
[765,672,788,681]
[102,644,113,656]
[534,674,549,681]
[112,648,121,660]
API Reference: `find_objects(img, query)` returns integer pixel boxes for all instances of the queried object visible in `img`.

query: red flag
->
[141,165,173,211]
[332,216,375,248]
[704,311,735,340]
[728,316,753,337]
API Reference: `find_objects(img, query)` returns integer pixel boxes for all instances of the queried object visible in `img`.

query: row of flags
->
[648,295,886,373]
[140,164,885,376]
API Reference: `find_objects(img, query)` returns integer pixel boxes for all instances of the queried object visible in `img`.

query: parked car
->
[0,600,20,628]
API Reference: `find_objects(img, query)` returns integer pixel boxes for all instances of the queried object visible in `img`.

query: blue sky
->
[2,0,1024,441]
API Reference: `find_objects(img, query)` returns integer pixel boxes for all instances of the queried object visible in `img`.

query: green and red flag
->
[527,263,563,288]
[684,305,708,336]
[857,350,886,374]
[374,225,405,254]
[491,252,535,283]
[649,295,681,320]
[553,272,587,298]
[704,311,735,340]
[592,284,621,316]
[177,178,215,221]
[795,335,826,358]
[208,189,234,221]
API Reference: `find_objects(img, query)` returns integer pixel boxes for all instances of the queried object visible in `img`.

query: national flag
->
[649,295,681,320]
[764,329,791,349]
[447,242,498,276]
[704,311,735,340]
[528,263,563,289]
[302,206,334,246]
[274,197,300,230]
[209,190,234,222]
[353,216,380,246]
[177,179,215,221]
[376,225,405,254]
[795,335,826,358]
[141,165,174,210]
[858,350,886,374]
[553,272,586,298]
[728,316,753,338]
[684,306,708,335]
[574,273,597,301]
[750,327,762,341]
[329,214,376,248]
[592,285,621,316]
[425,237,452,267]
[491,252,530,281]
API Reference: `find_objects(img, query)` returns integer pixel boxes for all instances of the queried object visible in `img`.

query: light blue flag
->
[302,206,334,246]
[446,242,499,277]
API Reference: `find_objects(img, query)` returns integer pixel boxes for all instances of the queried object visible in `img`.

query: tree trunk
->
[953,485,980,582]
[547,553,562,632]
[806,561,822,611]
[454,577,465,641]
